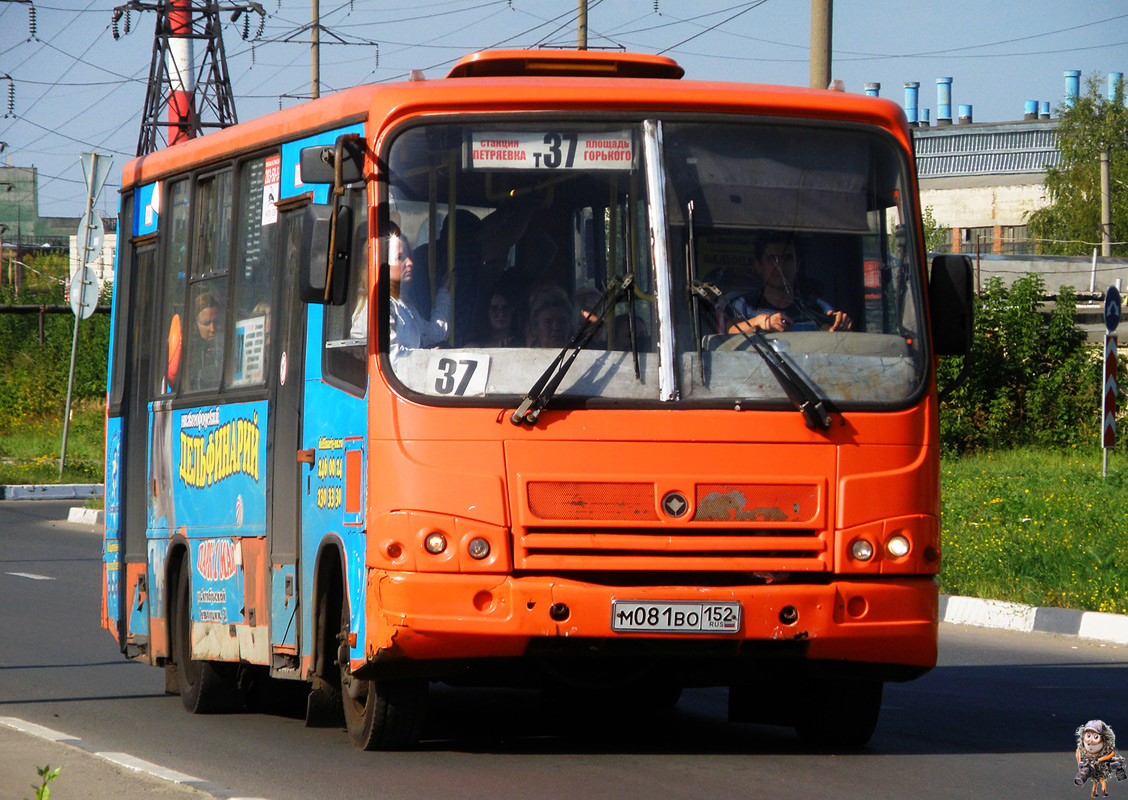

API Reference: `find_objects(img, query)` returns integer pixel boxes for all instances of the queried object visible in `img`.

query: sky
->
[1,0,1127,220]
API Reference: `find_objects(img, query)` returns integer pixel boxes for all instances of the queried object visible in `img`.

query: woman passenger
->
[469,283,522,348]
[526,285,573,349]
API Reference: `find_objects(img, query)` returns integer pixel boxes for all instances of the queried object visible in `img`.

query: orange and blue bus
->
[102,49,972,749]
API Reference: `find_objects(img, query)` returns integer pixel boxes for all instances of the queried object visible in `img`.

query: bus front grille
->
[513,527,830,571]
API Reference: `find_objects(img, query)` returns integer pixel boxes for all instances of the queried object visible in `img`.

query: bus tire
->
[172,563,237,713]
[338,608,426,750]
[793,678,882,748]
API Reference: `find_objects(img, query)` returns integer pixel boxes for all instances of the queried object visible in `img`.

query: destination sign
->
[468,130,634,171]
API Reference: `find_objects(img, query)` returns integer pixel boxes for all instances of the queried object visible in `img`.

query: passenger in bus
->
[726,231,852,334]
[409,209,482,345]
[388,224,451,357]
[349,277,368,339]
[189,291,224,390]
[468,280,522,348]
[526,285,573,348]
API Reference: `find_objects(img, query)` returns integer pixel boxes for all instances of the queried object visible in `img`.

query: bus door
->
[275,125,368,676]
[267,203,308,675]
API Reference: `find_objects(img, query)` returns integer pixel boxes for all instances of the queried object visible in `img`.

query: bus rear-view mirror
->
[297,202,351,306]
[299,137,365,185]
[928,254,974,356]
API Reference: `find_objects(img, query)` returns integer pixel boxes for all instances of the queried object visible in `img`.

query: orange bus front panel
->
[363,571,938,671]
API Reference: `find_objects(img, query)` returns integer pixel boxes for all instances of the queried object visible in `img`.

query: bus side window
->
[322,186,368,396]
[228,156,278,388]
[183,170,232,394]
[156,179,190,396]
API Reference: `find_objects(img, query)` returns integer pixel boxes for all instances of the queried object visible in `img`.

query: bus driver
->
[727,231,852,334]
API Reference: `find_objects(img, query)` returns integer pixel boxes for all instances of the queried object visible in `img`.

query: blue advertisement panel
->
[173,401,269,532]
[103,416,123,627]
[147,400,269,538]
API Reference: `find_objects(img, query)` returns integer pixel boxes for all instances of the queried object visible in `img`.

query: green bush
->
[937,273,1110,453]
[0,266,110,436]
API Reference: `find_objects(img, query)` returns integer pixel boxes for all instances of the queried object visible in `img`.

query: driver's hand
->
[828,311,853,331]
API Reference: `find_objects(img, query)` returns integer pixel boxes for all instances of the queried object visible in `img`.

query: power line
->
[657,1,768,56]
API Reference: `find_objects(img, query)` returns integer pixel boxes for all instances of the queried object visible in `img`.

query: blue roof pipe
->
[1064,70,1081,106]
[936,77,953,125]
[904,81,919,125]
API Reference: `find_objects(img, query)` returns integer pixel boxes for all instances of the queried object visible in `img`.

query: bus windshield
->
[383,118,926,410]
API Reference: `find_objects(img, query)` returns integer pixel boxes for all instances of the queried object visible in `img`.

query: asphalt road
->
[0,499,1120,799]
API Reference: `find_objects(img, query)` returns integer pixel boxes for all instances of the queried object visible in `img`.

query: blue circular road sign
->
[1106,286,1121,332]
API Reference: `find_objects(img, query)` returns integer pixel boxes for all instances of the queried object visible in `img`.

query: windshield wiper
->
[511,274,633,426]
[718,300,831,431]
[744,330,831,430]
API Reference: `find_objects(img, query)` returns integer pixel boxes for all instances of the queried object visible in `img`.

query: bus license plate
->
[611,601,741,634]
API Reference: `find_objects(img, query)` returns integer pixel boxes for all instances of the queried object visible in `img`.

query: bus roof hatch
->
[446,49,685,80]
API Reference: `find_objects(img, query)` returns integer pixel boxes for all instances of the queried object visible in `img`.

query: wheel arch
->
[308,534,349,683]
[165,531,191,626]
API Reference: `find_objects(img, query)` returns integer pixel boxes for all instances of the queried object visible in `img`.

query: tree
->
[1027,73,1128,256]
[937,274,1099,453]
[922,205,949,253]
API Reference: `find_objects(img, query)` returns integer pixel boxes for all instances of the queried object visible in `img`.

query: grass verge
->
[940,447,1128,615]
[0,401,104,485]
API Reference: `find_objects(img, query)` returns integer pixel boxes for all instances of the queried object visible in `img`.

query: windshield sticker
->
[468,130,634,171]
[425,353,490,396]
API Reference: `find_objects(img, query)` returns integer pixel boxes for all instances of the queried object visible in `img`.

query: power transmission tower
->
[112,0,264,156]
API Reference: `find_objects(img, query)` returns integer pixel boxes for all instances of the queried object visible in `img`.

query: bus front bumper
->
[362,571,938,674]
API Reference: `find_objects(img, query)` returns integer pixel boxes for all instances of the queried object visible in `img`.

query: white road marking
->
[0,716,269,799]
[0,716,75,741]
[94,751,202,784]
[4,572,54,581]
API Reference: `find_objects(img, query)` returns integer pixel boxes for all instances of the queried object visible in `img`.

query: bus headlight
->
[424,532,447,554]
[886,534,910,558]
[467,537,491,560]
[850,538,874,562]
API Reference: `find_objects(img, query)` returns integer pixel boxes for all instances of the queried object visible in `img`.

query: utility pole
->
[311,0,320,99]
[112,0,264,155]
[1101,150,1112,257]
[577,0,587,50]
[809,0,832,90]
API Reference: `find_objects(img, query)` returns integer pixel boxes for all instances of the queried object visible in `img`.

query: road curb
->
[67,506,105,526]
[939,594,1128,645]
[0,483,103,500]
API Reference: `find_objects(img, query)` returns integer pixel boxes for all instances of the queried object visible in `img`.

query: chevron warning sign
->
[1103,333,1117,449]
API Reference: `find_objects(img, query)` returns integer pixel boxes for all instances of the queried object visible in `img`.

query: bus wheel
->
[793,679,882,748]
[338,610,426,750]
[172,564,236,713]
